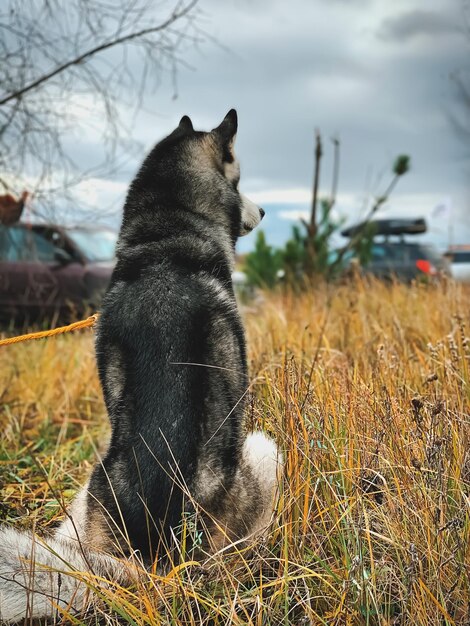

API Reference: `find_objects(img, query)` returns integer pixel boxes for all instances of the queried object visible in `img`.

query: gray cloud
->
[49,0,469,246]
[379,9,460,42]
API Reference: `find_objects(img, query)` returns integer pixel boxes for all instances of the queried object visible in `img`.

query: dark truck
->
[0,223,116,322]
[338,217,450,282]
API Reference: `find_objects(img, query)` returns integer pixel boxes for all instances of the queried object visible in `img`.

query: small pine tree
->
[243,150,411,290]
[282,225,307,282]
[244,230,282,288]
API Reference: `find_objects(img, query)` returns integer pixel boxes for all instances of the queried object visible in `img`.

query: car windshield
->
[67,228,117,262]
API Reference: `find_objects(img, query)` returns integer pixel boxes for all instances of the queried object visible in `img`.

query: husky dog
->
[0,110,279,622]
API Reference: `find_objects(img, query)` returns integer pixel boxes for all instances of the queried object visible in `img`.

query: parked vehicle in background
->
[360,240,449,282]
[338,218,450,282]
[444,246,470,283]
[0,223,117,322]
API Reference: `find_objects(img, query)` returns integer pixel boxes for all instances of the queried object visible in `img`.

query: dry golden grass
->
[0,277,469,625]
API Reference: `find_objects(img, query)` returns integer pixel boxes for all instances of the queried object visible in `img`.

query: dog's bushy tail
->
[0,525,133,623]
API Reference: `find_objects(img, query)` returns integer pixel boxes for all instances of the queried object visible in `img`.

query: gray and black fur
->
[0,110,279,622]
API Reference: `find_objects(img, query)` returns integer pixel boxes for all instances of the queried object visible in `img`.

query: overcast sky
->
[74,0,470,252]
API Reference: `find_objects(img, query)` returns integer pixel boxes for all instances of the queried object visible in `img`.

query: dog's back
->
[90,241,248,558]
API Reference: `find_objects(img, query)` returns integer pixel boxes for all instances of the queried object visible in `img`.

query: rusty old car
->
[0,223,116,322]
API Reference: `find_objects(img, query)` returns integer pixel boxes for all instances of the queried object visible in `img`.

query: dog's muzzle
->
[240,195,264,236]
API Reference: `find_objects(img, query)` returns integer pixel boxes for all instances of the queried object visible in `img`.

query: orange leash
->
[0,314,99,347]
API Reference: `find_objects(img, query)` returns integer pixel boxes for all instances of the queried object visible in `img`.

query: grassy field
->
[0,277,469,625]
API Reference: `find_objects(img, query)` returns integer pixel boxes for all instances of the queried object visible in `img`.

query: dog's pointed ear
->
[212,109,238,144]
[178,115,194,132]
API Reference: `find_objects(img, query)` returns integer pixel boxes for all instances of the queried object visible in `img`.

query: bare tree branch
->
[309,129,322,239]
[0,0,204,222]
[329,136,340,210]
[0,0,198,107]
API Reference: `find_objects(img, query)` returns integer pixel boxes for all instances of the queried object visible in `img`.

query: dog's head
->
[132,110,264,245]
[206,109,265,237]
